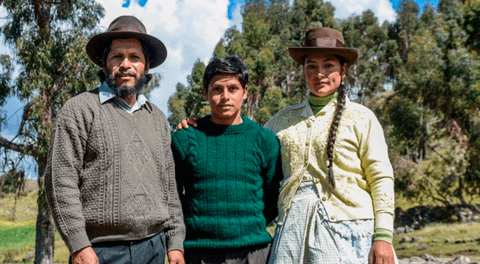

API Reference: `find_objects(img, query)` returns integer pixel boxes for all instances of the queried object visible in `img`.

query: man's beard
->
[105,70,148,98]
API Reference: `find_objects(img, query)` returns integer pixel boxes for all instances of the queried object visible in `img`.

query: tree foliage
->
[169,0,480,209]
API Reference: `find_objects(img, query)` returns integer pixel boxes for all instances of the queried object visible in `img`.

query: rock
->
[454,238,465,244]
[409,256,428,263]
[405,226,415,233]
[421,254,435,261]
[458,208,473,222]
[448,256,470,264]
[397,226,406,234]
[444,238,452,243]
[22,251,35,262]
[418,243,428,250]
[400,236,412,243]
[413,236,424,242]
[432,239,439,243]
[473,215,480,221]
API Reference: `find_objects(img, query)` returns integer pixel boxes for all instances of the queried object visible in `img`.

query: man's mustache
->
[114,70,136,78]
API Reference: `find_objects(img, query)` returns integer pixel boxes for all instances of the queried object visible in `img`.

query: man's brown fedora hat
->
[86,15,167,69]
[289,28,358,66]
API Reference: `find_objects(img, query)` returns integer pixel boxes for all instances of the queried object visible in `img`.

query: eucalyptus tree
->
[0,1,105,263]
[384,0,480,206]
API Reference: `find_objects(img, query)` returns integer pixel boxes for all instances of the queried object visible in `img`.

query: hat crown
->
[288,27,358,66]
[304,28,345,48]
[106,15,147,34]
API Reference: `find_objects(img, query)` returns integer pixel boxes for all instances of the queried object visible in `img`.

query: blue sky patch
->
[123,0,148,8]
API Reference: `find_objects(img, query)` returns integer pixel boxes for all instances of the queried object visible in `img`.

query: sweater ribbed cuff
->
[166,231,184,253]
[65,229,92,254]
[373,228,393,244]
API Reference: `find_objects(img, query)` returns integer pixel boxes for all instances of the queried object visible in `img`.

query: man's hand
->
[168,250,185,264]
[176,116,200,130]
[71,246,99,264]
[369,241,395,264]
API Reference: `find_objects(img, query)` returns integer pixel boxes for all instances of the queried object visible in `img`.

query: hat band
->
[110,26,143,33]
[305,37,345,48]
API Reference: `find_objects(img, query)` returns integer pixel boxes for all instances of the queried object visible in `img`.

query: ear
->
[202,86,208,100]
[341,64,348,78]
[243,85,249,100]
[145,62,150,74]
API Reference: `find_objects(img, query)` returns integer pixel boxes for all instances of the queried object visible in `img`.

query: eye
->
[306,64,316,70]
[212,87,222,93]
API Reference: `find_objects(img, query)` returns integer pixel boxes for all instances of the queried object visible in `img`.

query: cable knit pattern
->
[44,88,185,254]
[171,116,282,250]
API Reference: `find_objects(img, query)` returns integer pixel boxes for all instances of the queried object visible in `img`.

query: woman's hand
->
[369,241,395,264]
[176,116,200,130]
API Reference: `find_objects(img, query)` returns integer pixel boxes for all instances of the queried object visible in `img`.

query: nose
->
[119,57,132,70]
[315,67,327,77]
[220,88,230,101]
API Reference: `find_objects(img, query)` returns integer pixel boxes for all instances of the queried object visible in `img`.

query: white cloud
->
[328,0,396,23]
[96,0,232,115]
[230,2,243,31]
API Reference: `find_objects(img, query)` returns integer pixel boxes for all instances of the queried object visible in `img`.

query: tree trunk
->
[34,176,55,264]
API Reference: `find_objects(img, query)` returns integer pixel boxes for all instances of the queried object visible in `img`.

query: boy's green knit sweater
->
[171,115,282,250]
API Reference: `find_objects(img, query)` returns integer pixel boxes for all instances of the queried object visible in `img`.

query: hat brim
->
[288,47,359,66]
[86,31,167,69]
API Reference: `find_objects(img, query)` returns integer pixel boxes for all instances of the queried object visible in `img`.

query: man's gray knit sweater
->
[44,88,185,254]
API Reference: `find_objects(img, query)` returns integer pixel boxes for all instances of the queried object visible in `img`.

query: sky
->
[0,0,438,178]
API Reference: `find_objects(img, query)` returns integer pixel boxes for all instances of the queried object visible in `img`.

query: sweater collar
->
[198,115,254,134]
[98,82,151,113]
[293,94,350,118]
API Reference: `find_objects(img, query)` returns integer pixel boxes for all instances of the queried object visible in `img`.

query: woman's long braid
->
[326,83,347,190]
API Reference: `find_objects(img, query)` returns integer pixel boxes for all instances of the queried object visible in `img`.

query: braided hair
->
[326,82,347,189]
[325,55,348,190]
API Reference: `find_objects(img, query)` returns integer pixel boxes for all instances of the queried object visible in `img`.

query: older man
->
[45,16,185,264]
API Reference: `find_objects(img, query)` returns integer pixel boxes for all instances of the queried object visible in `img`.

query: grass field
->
[1,185,479,263]
[0,189,70,264]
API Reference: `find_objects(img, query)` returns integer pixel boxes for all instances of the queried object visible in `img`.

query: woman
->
[264,28,397,264]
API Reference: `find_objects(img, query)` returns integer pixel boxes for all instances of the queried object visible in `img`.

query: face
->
[202,74,248,125]
[304,54,347,97]
[105,38,148,97]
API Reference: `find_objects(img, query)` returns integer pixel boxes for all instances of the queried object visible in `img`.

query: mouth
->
[117,75,135,79]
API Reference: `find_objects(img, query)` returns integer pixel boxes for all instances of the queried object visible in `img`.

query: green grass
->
[0,189,69,264]
[0,221,36,263]
[0,220,69,263]
[393,222,480,261]
[0,221,36,250]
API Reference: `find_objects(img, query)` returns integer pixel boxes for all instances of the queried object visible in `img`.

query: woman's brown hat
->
[288,28,359,66]
[86,15,167,69]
